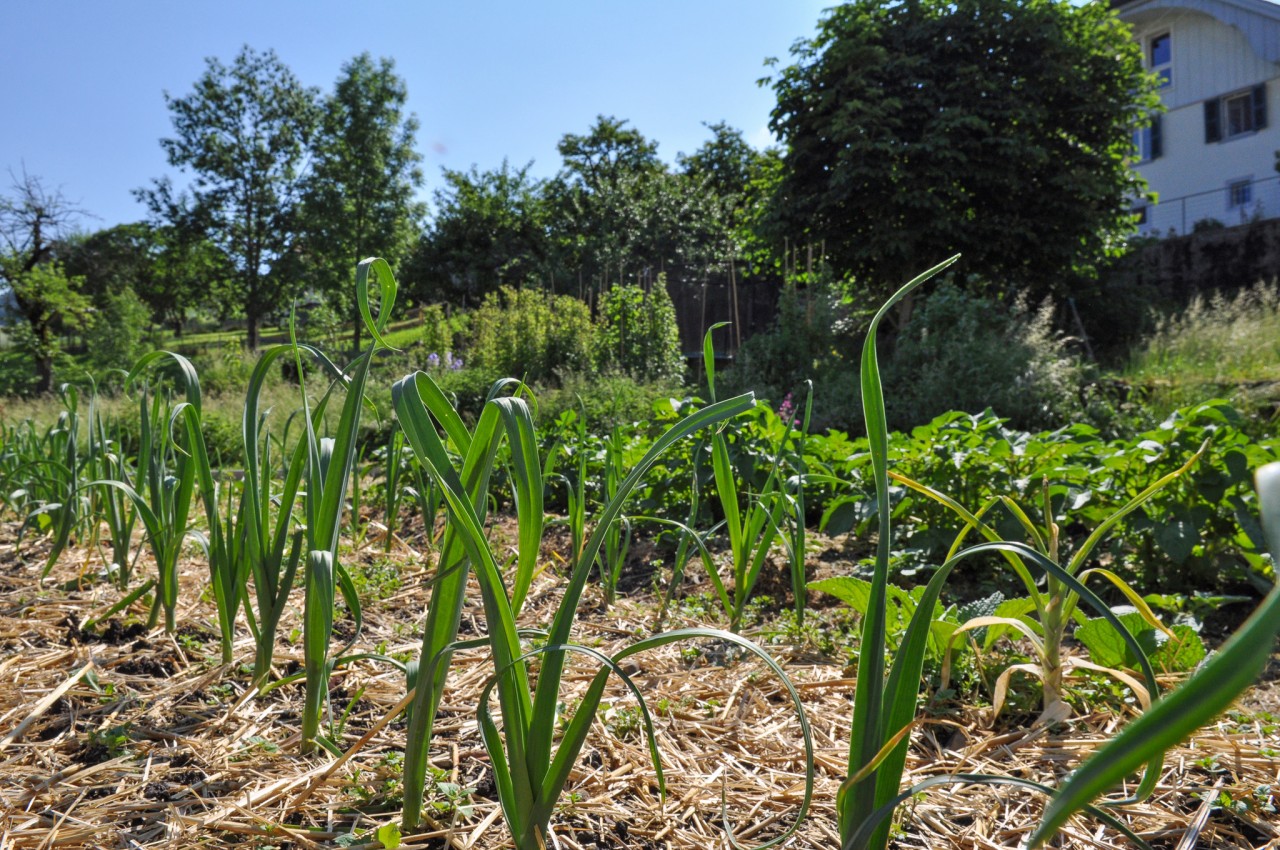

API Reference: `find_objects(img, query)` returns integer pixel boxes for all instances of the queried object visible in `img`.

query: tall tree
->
[765,0,1158,305]
[557,115,662,191]
[410,160,550,306]
[549,116,728,294]
[0,170,90,393]
[296,53,425,350]
[678,122,759,212]
[138,45,320,350]
[64,222,231,335]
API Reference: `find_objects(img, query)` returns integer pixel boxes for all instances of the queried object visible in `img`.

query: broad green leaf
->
[376,822,401,849]
[1074,611,1159,670]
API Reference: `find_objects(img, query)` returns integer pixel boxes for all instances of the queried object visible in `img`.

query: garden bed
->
[1,518,1277,850]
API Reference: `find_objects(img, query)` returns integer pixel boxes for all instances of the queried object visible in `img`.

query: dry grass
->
[0,518,1277,850]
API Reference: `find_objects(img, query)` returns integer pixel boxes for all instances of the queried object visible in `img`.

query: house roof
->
[1113,0,1280,62]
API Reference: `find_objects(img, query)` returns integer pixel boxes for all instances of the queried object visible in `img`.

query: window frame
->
[1227,178,1254,210]
[1132,114,1163,162]
[1205,84,1267,144]
[1149,32,1172,89]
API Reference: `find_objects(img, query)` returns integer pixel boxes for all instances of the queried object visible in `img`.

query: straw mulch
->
[0,519,1277,850]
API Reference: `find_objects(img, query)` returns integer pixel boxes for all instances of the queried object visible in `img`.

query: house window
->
[1149,33,1172,88]
[1227,91,1257,136]
[1206,84,1268,142]
[1228,179,1253,209]
[1132,114,1163,161]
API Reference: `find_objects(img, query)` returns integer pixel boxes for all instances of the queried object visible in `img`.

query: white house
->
[1115,0,1280,235]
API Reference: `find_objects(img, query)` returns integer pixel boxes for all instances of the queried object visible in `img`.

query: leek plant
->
[395,373,518,830]
[545,407,588,576]
[32,384,85,578]
[781,381,814,627]
[1030,460,1280,845]
[597,425,632,603]
[293,257,393,753]
[381,427,410,552]
[93,352,244,661]
[239,346,321,687]
[407,447,442,547]
[86,388,139,590]
[393,367,813,848]
[702,326,789,630]
[829,258,1173,850]
[892,448,1204,720]
[90,364,201,633]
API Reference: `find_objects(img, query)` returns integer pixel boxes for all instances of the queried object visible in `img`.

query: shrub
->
[536,370,684,430]
[883,284,1085,431]
[467,286,595,384]
[85,286,152,377]
[594,276,684,383]
[724,277,862,432]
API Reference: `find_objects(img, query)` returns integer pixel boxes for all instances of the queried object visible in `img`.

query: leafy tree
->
[408,160,550,306]
[548,116,731,295]
[61,223,155,304]
[678,122,783,277]
[295,53,425,350]
[82,284,151,376]
[765,0,1158,306]
[138,45,320,350]
[148,224,235,334]
[0,170,90,393]
[678,122,759,213]
[557,115,662,190]
[61,222,229,335]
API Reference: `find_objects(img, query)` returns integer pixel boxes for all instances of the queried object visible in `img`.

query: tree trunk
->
[35,353,54,395]
[247,314,259,352]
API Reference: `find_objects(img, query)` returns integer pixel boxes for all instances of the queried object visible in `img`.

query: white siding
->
[1131,10,1274,107]
[1126,1,1280,234]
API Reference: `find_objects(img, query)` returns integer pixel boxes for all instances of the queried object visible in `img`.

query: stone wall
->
[1132,215,1280,301]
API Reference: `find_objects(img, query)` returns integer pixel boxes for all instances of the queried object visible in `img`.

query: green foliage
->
[83,286,152,376]
[535,371,683,431]
[724,276,861,433]
[549,116,732,295]
[2,263,93,390]
[765,0,1158,303]
[594,277,683,382]
[703,328,791,630]
[391,364,813,847]
[809,575,958,662]
[0,170,88,393]
[467,286,595,384]
[819,402,1278,595]
[411,160,552,306]
[883,284,1086,432]
[1032,462,1280,846]
[1074,610,1205,675]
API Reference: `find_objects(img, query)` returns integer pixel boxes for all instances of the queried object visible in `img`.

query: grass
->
[1127,281,1280,409]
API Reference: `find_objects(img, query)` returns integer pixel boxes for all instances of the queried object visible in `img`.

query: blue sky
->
[1,1,829,232]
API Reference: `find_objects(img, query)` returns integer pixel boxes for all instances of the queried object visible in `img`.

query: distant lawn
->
[154,313,432,355]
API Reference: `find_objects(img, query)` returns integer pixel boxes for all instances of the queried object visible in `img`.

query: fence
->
[1138,174,1280,237]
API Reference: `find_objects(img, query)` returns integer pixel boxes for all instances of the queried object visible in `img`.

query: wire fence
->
[1138,174,1280,237]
